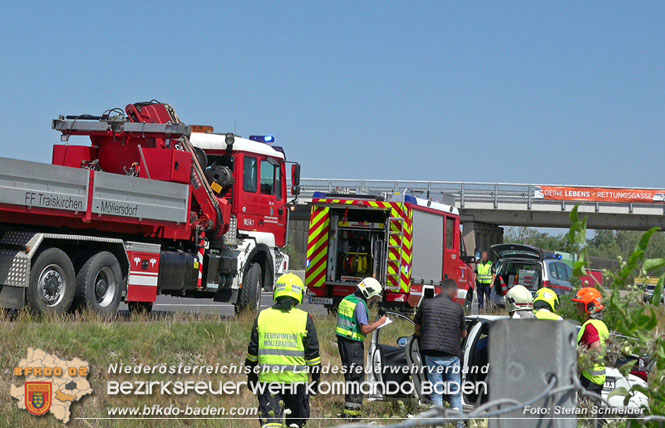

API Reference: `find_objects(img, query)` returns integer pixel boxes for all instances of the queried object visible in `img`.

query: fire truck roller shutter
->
[410,210,444,285]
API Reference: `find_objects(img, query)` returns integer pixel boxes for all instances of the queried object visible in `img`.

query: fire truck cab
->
[305,192,476,311]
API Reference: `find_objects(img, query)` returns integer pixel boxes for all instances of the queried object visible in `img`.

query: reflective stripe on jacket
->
[577,318,610,386]
[257,307,309,383]
[336,294,368,342]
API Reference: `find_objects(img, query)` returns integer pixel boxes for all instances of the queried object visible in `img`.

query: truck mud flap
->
[0,284,24,309]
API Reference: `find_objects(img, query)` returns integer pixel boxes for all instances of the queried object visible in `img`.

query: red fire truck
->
[0,101,300,314]
[304,193,476,311]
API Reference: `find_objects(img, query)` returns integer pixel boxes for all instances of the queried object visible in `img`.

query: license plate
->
[308,296,333,305]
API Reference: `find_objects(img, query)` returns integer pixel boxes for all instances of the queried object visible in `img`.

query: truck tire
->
[27,248,76,315]
[76,251,123,315]
[236,263,262,313]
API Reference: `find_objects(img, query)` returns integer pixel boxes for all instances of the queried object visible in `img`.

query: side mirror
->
[397,336,409,348]
[291,163,301,196]
[462,255,477,264]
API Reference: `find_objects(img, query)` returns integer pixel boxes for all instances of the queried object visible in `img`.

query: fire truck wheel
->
[237,263,262,313]
[27,248,76,315]
[76,251,123,314]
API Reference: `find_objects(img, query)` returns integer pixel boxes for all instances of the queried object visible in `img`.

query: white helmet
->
[357,277,383,300]
[505,285,534,313]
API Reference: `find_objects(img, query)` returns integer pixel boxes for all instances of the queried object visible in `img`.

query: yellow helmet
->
[533,287,559,313]
[273,273,305,305]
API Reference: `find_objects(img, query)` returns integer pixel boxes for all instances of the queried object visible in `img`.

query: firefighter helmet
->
[505,285,534,313]
[357,277,383,300]
[533,287,560,313]
[572,287,604,315]
[273,273,305,305]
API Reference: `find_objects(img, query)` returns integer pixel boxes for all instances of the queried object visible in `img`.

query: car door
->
[367,311,422,401]
[235,154,288,245]
[555,263,574,294]
[461,318,490,407]
[546,261,567,294]
[548,261,573,294]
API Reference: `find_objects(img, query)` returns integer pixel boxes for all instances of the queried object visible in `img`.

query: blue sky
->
[1,1,663,187]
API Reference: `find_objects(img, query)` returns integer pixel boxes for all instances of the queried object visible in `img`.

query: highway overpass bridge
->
[287,178,665,261]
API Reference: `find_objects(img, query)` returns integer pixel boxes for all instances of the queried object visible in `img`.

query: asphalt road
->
[117,269,329,317]
[118,292,328,317]
[116,270,481,318]
[118,291,481,318]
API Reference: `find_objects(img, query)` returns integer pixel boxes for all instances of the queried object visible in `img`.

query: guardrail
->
[300,178,535,206]
[296,178,664,214]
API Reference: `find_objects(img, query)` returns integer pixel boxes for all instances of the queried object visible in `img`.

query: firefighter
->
[475,251,495,311]
[505,285,535,318]
[533,287,563,320]
[336,277,387,419]
[245,273,321,428]
[572,287,609,395]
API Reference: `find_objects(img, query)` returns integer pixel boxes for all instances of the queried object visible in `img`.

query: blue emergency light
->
[249,135,274,143]
[545,254,563,260]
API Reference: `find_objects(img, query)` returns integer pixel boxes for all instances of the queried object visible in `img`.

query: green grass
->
[0,310,437,428]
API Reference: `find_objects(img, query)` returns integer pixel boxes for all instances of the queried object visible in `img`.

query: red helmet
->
[572,287,604,315]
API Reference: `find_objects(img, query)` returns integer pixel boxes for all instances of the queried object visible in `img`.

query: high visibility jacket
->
[477,262,493,284]
[577,319,610,386]
[534,309,563,320]
[256,307,309,383]
[336,295,368,342]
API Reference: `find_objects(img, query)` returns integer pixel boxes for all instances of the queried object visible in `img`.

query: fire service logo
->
[25,382,52,416]
[11,348,92,423]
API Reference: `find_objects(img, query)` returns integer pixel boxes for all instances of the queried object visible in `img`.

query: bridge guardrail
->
[295,178,665,214]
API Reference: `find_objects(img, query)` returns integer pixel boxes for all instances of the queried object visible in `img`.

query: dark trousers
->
[337,336,365,417]
[258,383,310,428]
[580,375,604,396]
[477,284,491,309]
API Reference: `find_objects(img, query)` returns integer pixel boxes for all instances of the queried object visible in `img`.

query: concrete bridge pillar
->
[462,221,504,258]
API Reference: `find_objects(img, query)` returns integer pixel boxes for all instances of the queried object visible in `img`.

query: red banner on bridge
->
[534,186,665,204]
